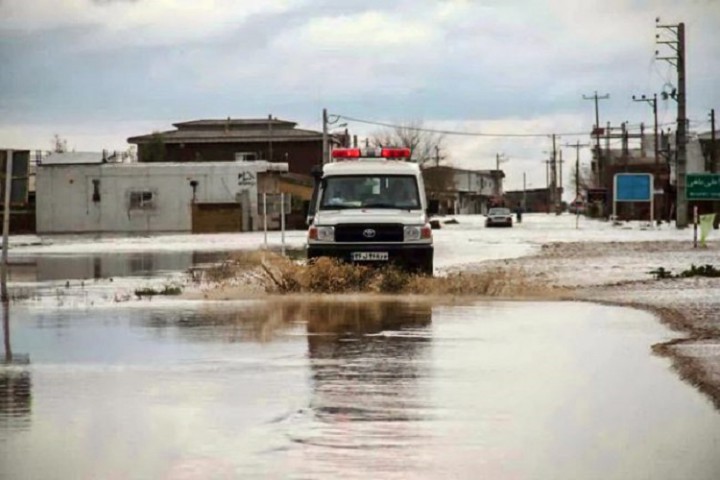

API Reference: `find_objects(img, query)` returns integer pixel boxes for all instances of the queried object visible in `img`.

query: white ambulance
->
[306,147,435,275]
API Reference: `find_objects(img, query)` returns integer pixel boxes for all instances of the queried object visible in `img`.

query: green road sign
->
[687,173,720,200]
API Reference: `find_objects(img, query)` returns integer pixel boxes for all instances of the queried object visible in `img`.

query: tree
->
[370,121,456,207]
[370,120,446,166]
[568,163,595,196]
[52,134,68,153]
[143,131,166,163]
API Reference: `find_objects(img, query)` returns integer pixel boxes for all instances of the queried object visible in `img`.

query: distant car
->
[485,207,513,227]
[568,201,586,214]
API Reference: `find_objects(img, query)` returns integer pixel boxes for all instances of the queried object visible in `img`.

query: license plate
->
[351,251,389,261]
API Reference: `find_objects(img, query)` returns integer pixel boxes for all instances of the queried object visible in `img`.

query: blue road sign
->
[615,174,652,202]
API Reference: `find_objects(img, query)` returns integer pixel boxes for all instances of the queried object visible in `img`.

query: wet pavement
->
[1,299,719,479]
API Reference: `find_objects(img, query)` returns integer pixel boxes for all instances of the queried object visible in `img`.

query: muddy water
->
[1,300,719,479]
[8,248,306,283]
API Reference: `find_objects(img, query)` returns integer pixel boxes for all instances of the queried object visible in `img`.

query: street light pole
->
[583,91,610,187]
[322,108,328,165]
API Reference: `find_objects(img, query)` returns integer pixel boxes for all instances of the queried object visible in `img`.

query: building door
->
[191,203,243,233]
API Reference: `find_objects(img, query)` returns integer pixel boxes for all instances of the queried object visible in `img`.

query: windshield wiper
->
[362,202,407,209]
[319,205,352,210]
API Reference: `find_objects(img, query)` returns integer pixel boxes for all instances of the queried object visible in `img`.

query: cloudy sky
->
[1,0,719,191]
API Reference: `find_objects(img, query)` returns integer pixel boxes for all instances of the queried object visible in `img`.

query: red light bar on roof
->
[381,147,411,159]
[331,148,361,159]
[331,147,411,160]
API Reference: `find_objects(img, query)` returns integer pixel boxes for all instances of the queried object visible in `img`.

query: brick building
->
[128,118,341,176]
[504,187,562,213]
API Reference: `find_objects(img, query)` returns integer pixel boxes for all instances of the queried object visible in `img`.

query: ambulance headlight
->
[403,226,422,241]
[316,226,335,242]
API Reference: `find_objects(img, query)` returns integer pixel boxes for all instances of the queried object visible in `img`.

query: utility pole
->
[633,93,661,218]
[522,172,527,210]
[656,19,687,227]
[495,153,508,198]
[564,142,590,202]
[550,133,558,208]
[558,148,564,203]
[573,144,579,201]
[583,91,610,187]
[621,122,629,171]
[1,150,13,303]
[543,158,550,213]
[711,109,717,173]
[267,114,273,162]
[321,108,329,165]
[632,94,659,168]
[640,123,646,159]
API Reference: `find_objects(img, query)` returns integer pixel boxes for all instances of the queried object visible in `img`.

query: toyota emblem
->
[362,228,376,239]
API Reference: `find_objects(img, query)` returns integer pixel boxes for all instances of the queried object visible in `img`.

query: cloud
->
[0,0,718,180]
[91,0,140,4]
[284,11,440,49]
[0,0,301,47]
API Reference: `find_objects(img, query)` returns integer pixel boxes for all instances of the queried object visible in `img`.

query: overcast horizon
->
[1,0,719,192]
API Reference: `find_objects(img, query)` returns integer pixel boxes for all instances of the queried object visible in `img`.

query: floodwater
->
[1,299,719,479]
[8,248,305,283]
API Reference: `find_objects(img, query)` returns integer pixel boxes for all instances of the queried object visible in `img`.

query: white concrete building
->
[36,153,288,234]
[453,168,503,214]
[423,166,503,215]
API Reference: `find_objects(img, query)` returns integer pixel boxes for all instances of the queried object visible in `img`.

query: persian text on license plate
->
[351,251,389,261]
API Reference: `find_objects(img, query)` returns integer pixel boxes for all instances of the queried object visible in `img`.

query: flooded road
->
[1,299,719,479]
[7,248,305,283]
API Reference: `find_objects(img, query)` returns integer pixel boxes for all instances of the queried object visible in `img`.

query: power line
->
[335,114,684,143]
[335,114,591,138]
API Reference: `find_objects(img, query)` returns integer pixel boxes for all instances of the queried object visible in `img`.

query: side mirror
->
[311,165,323,181]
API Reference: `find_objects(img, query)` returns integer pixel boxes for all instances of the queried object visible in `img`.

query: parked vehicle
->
[485,207,513,227]
[306,147,435,275]
[568,200,586,214]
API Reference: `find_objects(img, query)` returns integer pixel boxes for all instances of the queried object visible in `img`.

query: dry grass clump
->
[261,256,378,293]
[192,251,267,285]
[258,256,557,298]
[190,251,560,299]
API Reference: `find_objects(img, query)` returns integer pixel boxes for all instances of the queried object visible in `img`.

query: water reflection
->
[2,301,720,479]
[1,303,32,431]
[3,303,10,363]
[292,300,434,462]
[142,299,432,348]
[9,251,201,282]
[144,299,435,428]
[143,301,303,343]
[9,249,305,283]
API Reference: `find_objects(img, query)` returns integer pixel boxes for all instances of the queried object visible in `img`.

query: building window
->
[129,191,155,210]
[92,179,101,202]
[235,152,259,162]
